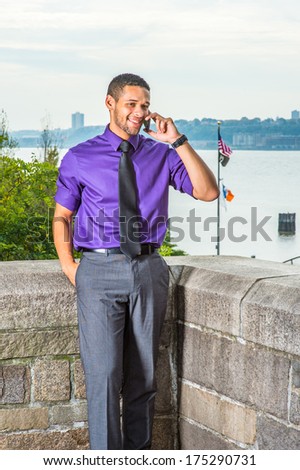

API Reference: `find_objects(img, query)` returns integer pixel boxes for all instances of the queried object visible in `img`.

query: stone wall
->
[1,256,300,450]
[0,260,177,450]
[166,256,300,450]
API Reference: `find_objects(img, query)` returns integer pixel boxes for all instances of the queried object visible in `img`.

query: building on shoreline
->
[71,112,84,130]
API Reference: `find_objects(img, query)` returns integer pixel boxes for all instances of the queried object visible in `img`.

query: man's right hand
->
[62,261,79,287]
[53,203,79,287]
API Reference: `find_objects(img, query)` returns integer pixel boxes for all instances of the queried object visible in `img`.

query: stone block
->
[292,361,300,388]
[0,292,77,331]
[179,418,240,450]
[0,428,89,450]
[74,359,86,399]
[0,328,79,360]
[257,414,300,449]
[0,365,30,404]
[0,407,48,432]
[34,359,70,402]
[242,276,300,356]
[0,260,77,330]
[290,389,300,425]
[155,349,173,414]
[50,403,88,425]
[179,382,256,444]
[151,417,176,450]
[164,284,176,322]
[177,267,255,336]
[178,324,289,419]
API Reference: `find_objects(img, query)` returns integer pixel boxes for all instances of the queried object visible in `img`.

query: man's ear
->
[105,94,115,110]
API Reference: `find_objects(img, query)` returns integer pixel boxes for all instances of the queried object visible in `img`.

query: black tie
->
[118,140,141,259]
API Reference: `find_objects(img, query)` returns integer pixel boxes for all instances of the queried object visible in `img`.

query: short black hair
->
[107,73,150,100]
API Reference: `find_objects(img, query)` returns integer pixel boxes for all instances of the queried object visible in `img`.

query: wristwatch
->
[171,134,188,149]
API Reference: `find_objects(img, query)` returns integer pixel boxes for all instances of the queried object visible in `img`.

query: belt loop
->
[105,250,109,257]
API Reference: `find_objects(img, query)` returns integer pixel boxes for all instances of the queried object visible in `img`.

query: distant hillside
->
[174,117,300,150]
[11,117,300,150]
[11,126,105,149]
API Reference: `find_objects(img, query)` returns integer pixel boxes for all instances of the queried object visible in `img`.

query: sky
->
[1,0,300,130]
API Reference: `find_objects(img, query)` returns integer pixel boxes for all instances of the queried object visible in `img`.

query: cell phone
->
[144,116,151,132]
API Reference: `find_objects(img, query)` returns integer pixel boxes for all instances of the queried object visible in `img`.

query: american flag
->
[218,129,232,166]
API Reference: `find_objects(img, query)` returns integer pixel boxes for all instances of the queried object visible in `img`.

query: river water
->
[15,147,300,263]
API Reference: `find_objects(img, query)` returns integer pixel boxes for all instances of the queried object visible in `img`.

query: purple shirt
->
[55,125,194,251]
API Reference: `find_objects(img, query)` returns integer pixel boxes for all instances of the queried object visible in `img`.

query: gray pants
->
[75,251,169,450]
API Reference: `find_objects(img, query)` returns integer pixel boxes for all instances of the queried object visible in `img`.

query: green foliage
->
[44,146,60,166]
[40,127,53,161]
[0,156,58,260]
[39,113,64,164]
[0,156,185,260]
[159,229,187,256]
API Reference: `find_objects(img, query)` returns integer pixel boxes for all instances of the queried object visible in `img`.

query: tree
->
[0,155,59,260]
[0,109,18,157]
[44,145,60,167]
[40,125,53,161]
[39,113,63,166]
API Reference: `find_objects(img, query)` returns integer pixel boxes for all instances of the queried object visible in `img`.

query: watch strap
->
[171,134,188,149]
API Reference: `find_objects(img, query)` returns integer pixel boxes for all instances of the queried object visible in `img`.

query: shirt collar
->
[103,124,140,152]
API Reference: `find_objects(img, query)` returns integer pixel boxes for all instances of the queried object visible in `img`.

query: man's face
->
[106,85,150,139]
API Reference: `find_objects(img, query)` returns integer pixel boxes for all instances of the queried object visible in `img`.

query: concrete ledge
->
[242,275,300,355]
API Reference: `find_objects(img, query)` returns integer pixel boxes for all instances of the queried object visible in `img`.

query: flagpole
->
[217,121,221,255]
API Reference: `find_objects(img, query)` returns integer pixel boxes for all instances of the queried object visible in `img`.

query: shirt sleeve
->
[54,150,81,211]
[167,147,196,198]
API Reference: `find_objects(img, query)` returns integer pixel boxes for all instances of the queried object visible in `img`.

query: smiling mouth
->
[128,117,142,126]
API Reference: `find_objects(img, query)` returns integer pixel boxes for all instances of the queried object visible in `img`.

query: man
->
[53,73,219,450]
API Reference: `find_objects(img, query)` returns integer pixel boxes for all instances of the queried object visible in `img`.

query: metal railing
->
[283,255,300,265]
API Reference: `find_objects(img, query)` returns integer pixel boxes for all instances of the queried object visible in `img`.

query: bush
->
[0,156,58,260]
